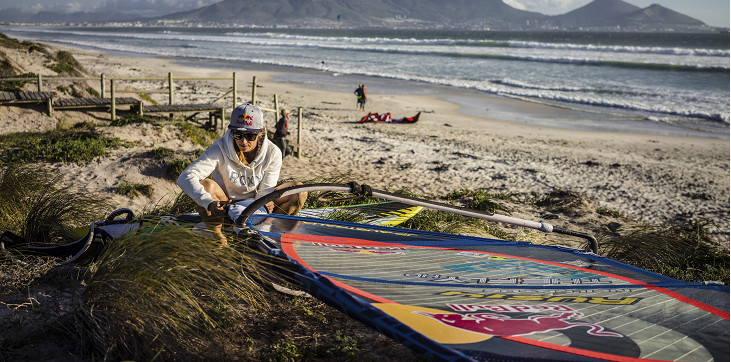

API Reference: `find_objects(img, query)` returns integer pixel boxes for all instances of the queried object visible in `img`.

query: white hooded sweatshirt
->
[177,129,282,209]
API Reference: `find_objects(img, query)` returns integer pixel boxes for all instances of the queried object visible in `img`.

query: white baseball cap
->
[229,103,264,132]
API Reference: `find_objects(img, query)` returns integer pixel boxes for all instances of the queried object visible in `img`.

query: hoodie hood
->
[219,128,268,168]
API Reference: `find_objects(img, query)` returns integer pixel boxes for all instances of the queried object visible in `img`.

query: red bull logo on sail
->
[447,304,575,313]
[329,248,405,255]
[413,311,623,338]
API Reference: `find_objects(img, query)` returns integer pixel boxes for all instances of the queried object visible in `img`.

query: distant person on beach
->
[177,103,307,245]
[273,108,291,157]
[354,84,367,111]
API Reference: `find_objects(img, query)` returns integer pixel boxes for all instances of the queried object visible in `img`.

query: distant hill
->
[0,0,717,32]
[553,0,640,27]
[618,4,707,29]
[552,0,706,31]
[156,0,546,29]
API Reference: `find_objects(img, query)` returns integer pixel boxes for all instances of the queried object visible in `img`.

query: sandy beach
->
[1,41,729,249]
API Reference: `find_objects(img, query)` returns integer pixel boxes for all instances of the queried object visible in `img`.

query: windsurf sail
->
[238,183,730,362]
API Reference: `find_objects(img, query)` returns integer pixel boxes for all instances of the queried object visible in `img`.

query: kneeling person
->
[177,103,306,244]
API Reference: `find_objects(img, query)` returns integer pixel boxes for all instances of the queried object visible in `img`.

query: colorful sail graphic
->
[248,214,730,362]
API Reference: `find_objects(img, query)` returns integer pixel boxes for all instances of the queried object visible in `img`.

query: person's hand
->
[207,200,231,217]
[265,201,275,213]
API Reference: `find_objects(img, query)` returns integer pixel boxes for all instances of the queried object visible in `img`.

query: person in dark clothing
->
[273,108,290,156]
[354,84,366,111]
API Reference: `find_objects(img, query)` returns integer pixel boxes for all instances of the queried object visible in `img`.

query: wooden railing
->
[0,73,304,159]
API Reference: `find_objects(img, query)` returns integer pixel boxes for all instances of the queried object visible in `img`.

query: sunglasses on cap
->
[231,131,260,141]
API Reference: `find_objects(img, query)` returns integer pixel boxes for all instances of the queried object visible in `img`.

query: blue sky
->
[0,0,728,27]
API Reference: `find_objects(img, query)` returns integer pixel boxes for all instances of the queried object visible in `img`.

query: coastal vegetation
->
[0,33,86,83]
[47,50,85,76]
[0,128,123,165]
[0,33,48,53]
[0,114,214,168]
[116,181,153,198]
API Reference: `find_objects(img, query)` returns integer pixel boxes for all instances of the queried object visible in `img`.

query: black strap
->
[0,231,27,247]
[348,181,372,197]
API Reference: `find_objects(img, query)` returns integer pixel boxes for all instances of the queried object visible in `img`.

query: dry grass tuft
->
[0,164,111,243]
[79,225,274,360]
[536,189,595,217]
[601,221,730,282]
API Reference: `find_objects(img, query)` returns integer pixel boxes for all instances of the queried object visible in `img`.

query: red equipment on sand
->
[359,112,420,123]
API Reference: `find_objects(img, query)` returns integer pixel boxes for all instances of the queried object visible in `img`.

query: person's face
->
[232,130,261,153]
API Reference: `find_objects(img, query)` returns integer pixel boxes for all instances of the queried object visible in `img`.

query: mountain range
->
[0,0,718,32]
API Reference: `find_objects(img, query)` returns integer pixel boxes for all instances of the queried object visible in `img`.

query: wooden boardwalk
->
[53,97,141,109]
[0,91,54,114]
[0,91,54,102]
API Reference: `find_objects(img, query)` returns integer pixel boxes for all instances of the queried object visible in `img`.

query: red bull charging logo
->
[413,311,622,338]
[236,113,255,126]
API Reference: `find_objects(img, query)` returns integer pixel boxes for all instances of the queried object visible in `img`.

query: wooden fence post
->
[251,76,257,105]
[37,74,42,92]
[100,74,105,98]
[168,72,174,119]
[168,72,174,105]
[111,79,116,121]
[297,107,302,159]
[232,71,237,109]
[273,94,279,127]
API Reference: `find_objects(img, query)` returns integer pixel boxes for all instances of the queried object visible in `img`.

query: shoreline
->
[2,41,729,248]
[179,56,731,140]
[21,35,729,140]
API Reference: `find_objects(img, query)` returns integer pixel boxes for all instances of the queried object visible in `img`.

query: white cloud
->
[28,3,46,13]
[64,1,84,13]
[503,0,592,15]
[502,0,526,10]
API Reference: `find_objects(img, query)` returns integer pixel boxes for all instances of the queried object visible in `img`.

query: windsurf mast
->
[235,182,599,253]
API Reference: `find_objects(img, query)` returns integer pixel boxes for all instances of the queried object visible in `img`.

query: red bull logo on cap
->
[413,311,622,338]
[236,113,255,126]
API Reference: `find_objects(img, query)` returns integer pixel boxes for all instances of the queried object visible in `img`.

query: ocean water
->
[1,26,728,139]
